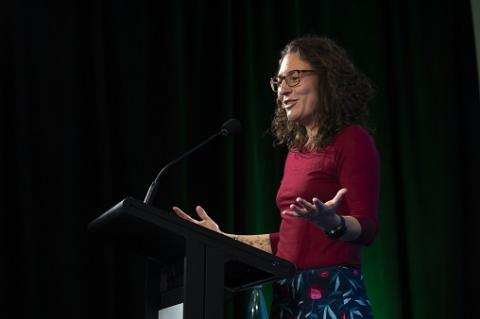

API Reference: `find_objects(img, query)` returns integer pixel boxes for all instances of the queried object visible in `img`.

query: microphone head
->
[221,118,242,136]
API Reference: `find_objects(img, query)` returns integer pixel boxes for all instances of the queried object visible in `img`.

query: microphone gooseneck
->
[221,118,242,136]
[143,118,241,205]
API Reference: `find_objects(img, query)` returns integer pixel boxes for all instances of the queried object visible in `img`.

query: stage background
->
[1,0,479,318]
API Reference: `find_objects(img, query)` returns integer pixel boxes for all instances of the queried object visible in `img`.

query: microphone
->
[143,118,242,205]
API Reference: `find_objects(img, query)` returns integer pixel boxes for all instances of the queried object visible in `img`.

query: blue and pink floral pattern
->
[270,266,372,319]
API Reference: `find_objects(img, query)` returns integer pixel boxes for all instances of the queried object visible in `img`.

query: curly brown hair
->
[271,35,376,151]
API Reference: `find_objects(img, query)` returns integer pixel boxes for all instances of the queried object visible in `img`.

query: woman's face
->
[277,52,319,131]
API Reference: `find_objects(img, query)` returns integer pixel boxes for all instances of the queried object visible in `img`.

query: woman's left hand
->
[283,188,347,231]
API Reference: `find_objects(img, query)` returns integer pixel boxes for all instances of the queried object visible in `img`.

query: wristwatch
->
[325,215,347,239]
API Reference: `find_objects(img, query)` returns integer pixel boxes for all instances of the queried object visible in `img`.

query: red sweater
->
[269,125,380,269]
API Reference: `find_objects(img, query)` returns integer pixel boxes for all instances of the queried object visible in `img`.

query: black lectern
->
[88,197,295,319]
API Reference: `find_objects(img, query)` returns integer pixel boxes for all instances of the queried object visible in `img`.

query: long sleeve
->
[335,126,380,245]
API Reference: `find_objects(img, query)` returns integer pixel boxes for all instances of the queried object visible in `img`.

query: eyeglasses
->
[270,69,316,92]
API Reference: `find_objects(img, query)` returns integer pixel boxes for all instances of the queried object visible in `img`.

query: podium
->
[88,197,295,319]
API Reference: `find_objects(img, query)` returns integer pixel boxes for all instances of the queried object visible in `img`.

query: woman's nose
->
[277,80,292,96]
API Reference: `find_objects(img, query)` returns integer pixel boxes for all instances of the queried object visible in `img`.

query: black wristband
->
[325,215,347,239]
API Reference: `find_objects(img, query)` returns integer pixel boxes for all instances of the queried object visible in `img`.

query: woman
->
[173,35,379,318]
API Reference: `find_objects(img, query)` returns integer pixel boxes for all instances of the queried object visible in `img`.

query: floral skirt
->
[270,266,372,319]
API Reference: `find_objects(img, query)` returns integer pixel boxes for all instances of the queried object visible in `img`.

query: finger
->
[172,206,199,224]
[195,206,211,221]
[330,188,347,207]
[282,210,300,217]
[172,206,194,220]
[312,197,326,211]
[295,197,315,210]
[289,204,308,216]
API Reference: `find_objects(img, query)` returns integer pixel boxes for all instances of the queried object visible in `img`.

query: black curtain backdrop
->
[1,0,479,318]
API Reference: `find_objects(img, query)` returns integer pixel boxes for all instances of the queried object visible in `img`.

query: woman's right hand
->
[172,205,221,233]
